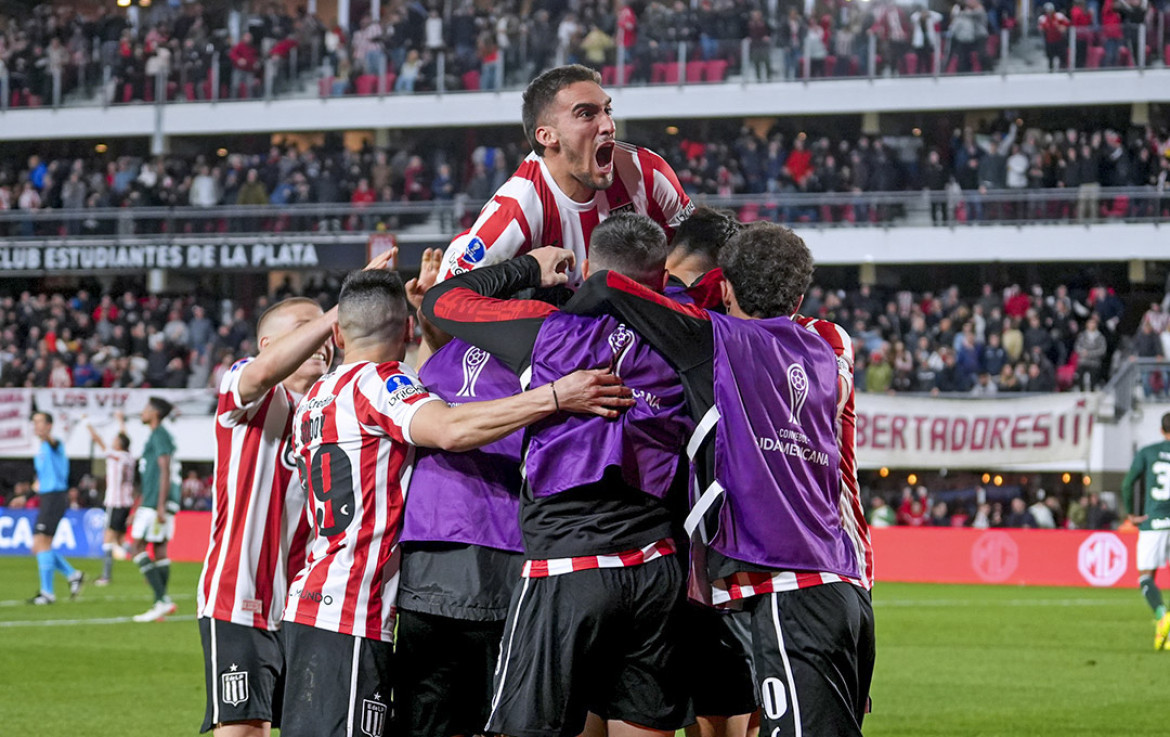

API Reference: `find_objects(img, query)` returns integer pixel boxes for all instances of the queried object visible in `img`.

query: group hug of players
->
[194,64,874,737]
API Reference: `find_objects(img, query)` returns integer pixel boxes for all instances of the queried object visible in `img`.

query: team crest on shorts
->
[221,668,249,706]
[361,696,387,737]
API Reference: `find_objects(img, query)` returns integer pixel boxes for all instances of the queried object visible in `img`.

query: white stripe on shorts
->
[210,618,221,725]
[487,576,532,726]
[772,592,804,737]
[346,636,361,737]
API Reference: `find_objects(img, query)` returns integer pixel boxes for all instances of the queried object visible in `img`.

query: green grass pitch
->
[1,556,1167,736]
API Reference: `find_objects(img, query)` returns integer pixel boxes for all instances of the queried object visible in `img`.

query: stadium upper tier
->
[1,3,1169,140]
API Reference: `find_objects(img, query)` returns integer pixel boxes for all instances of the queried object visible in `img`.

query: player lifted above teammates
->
[424,214,696,737]
[195,251,394,737]
[280,268,632,737]
[1121,411,1170,650]
[440,64,693,287]
[566,221,874,737]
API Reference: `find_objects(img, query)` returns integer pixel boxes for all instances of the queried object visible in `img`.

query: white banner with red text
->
[855,392,1098,469]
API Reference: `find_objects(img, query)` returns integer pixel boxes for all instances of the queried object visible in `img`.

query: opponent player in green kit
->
[1121,412,1170,650]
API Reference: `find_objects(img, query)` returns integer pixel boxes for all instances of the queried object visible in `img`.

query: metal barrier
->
[0,186,1164,243]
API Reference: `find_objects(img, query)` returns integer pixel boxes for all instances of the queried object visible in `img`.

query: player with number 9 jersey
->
[283,360,440,642]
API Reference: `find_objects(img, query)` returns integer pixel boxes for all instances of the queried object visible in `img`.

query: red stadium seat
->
[823,55,837,77]
[318,76,332,96]
[26,94,41,107]
[1086,45,1105,68]
[144,84,154,102]
[902,53,918,75]
[1118,46,1134,67]
[651,62,668,83]
[946,54,959,73]
[986,34,1000,60]
[122,83,134,103]
[970,52,982,72]
[183,82,197,100]
[738,203,760,222]
[686,60,706,83]
[355,74,378,95]
[706,59,728,82]
[462,70,480,90]
[382,72,397,92]
[1165,44,1170,66]
[602,65,617,85]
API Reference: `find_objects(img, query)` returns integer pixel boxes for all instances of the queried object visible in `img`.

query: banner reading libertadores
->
[855,392,1097,469]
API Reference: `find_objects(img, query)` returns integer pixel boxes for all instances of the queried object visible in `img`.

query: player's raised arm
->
[407,368,632,453]
[84,417,108,451]
[237,249,397,404]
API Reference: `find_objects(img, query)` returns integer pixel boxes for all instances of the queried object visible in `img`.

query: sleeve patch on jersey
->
[386,373,428,405]
[230,358,250,372]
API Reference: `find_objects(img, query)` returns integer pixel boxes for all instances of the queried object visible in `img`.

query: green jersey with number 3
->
[1122,440,1170,531]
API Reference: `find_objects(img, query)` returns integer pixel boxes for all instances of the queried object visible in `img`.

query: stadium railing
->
[1100,357,1170,420]
[1,186,1166,241]
[0,17,1165,111]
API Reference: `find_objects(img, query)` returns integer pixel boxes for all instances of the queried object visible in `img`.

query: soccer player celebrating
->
[439,64,692,287]
[1121,411,1170,649]
[130,396,182,623]
[85,411,134,586]
[395,249,529,737]
[27,411,85,605]
[197,249,397,736]
[565,222,875,737]
[279,269,632,737]
[423,214,696,737]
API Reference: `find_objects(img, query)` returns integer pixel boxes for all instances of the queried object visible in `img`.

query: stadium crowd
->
[1,273,1163,397]
[3,0,1168,107]
[866,484,1122,529]
[1,120,1167,236]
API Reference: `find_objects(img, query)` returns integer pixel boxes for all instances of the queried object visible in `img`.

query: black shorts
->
[485,555,692,737]
[33,492,68,537]
[199,617,285,733]
[281,621,395,737]
[747,583,875,737]
[106,506,132,534]
[396,609,505,737]
[682,603,758,717]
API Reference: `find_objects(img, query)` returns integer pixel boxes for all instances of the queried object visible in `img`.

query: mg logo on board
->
[970,531,1019,583]
[1077,532,1127,586]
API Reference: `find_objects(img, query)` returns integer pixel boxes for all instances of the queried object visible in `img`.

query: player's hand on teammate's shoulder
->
[550,369,635,419]
[528,246,576,288]
[405,248,443,310]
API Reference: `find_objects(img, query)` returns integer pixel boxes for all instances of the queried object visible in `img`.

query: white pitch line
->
[0,614,197,628]
[875,598,1122,608]
[0,593,195,608]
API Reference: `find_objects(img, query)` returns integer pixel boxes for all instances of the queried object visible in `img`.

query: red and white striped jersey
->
[793,315,872,591]
[521,538,676,579]
[283,361,440,642]
[440,143,693,288]
[197,357,313,631]
[711,316,872,603]
[103,449,135,509]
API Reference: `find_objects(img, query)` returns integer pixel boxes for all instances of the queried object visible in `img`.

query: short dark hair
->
[670,206,740,269]
[719,222,814,319]
[148,396,174,420]
[338,269,409,342]
[33,411,52,424]
[1162,412,1170,434]
[589,213,669,287]
[117,433,131,452]
[522,64,602,157]
[257,297,321,338]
